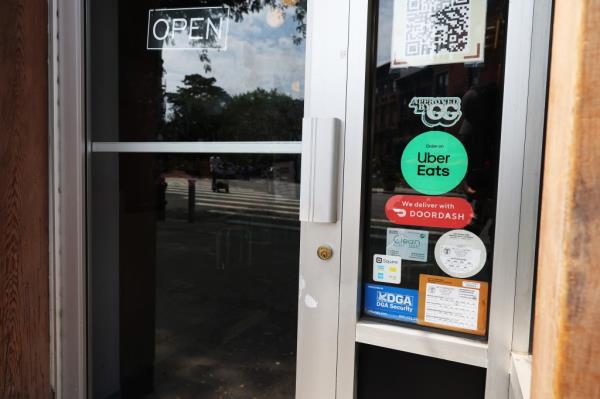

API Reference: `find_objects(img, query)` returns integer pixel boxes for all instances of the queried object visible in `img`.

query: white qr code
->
[405,0,471,57]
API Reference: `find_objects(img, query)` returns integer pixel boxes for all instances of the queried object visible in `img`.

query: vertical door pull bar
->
[299,117,341,223]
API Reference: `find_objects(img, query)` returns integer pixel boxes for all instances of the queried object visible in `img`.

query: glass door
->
[336,0,550,398]
[86,1,350,398]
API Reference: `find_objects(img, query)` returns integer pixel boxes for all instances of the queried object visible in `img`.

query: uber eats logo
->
[401,131,468,195]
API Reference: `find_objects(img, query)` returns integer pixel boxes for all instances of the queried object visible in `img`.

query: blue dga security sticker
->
[386,227,429,262]
[364,284,418,323]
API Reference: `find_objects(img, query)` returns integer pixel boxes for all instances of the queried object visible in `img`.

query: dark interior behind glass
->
[91,153,301,398]
[357,344,486,399]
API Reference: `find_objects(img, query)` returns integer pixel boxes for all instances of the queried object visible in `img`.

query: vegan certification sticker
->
[434,229,487,278]
[386,228,428,262]
[401,131,468,195]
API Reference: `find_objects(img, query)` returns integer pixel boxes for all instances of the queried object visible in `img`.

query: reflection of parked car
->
[210,155,232,192]
[215,162,237,179]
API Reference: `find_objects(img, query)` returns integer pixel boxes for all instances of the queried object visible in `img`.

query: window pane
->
[90,153,300,398]
[362,0,509,338]
[88,0,307,142]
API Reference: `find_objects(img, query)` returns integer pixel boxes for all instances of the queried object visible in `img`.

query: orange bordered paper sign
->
[417,274,488,336]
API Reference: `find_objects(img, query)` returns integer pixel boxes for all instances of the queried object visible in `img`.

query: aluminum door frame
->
[337,0,552,398]
[49,0,87,397]
[49,0,551,397]
[295,0,351,397]
[49,0,354,397]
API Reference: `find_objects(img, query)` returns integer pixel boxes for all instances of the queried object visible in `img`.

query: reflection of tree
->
[219,89,303,141]
[193,0,306,39]
[159,0,306,30]
[158,0,308,70]
[221,0,307,45]
[164,74,231,141]
[164,75,303,142]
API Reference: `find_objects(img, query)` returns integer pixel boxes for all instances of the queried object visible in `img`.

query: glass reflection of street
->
[91,154,301,399]
[88,0,309,397]
[151,173,300,399]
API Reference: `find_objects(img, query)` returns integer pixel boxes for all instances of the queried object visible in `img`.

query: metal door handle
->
[299,117,341,223]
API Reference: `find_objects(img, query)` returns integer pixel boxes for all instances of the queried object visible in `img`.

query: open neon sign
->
[147,6,230,50]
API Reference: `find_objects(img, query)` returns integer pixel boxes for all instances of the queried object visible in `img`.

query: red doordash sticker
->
[385,195,473,228]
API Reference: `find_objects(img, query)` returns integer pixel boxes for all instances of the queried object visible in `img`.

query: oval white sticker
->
[434,229,487,278]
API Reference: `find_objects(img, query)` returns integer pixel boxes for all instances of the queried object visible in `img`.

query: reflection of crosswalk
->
[165,178,301,229]
[164,177,392,232]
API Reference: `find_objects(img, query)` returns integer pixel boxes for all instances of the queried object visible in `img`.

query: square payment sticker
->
[373,254,401,284]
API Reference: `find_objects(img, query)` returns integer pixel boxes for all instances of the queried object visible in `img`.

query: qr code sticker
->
[405,0,471,57]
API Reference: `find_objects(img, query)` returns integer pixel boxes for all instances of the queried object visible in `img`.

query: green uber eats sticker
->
[401,130,468,195]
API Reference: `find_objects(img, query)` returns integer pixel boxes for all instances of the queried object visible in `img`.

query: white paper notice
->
[423,282,479,331]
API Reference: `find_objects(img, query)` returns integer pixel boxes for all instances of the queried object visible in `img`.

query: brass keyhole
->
[317,245,333,260]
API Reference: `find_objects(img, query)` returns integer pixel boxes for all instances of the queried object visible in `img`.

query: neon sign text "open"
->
[147,7,230,50]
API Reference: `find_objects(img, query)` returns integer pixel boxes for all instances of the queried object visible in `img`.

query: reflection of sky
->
[162,6,305,99]
[377,0,394,66]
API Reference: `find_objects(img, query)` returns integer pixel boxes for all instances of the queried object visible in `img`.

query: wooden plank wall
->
[532,0,600,398]
[0,0,51,397]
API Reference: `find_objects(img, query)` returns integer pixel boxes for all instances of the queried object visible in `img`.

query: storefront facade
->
[47,1,552,398]
[7,0,584,398]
